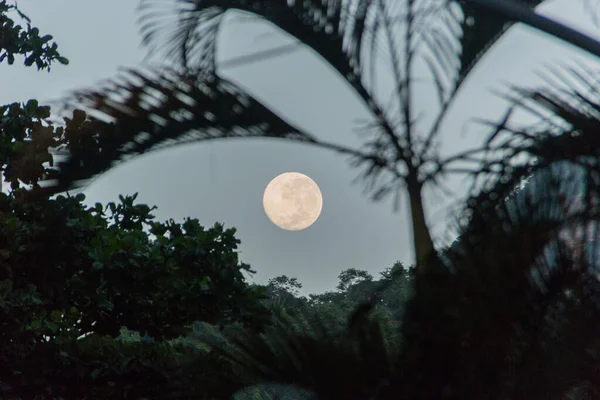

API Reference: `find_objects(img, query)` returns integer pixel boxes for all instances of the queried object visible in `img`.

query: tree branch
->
[464,0,600,59]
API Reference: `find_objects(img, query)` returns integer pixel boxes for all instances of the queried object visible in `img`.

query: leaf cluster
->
[0,190,271,397]
[0,1,68,70]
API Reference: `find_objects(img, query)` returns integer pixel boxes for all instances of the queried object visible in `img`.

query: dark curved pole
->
[464,0,600,59]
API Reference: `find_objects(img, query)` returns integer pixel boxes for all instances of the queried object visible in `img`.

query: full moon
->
[262,172,323,231]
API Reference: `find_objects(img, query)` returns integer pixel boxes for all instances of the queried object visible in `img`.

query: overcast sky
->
[1,0,599,295]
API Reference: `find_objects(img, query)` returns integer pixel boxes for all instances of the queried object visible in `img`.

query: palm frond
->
[410,63,600,398]
[136,0,554,167]
[136,0,546,103]
[416,0,548,162]
[45,67,387,193]
[137,0,224,71]
[391,161,600,398]
[473,62,600,196]
[451,63,600,328]
[137,0,404,149]
[458,0,545,80]
[50,0,596,200]
[466,0,600,60]
[200,301,397,400]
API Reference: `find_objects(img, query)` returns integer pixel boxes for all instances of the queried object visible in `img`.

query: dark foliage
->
[0,0,67,70]
[0,7,273,398]
[5,0,600,399]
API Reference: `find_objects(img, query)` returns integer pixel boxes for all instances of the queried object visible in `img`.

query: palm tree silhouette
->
[45,0,600,398]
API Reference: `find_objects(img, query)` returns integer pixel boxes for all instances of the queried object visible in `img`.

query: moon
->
[262,172,323,231]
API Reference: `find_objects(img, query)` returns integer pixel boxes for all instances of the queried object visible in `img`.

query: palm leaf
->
[47,0,600,206]
[134,0,558,176]
[458,0,544,80]
[393,160,600,398]
[137,0,547,102]
[132,0,600,199]
[46,67,387,193]
[138,0,405,150]
[200,301,397,400]
[416,63,600,399]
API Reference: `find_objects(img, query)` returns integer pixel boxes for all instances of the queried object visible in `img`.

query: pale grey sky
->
[1,0,599,295]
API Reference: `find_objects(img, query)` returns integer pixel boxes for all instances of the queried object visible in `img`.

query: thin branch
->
[464,0,600,60]
[404,0,416,169]
[419,75,465,165]
[422,0,600,168]
[433,146,503,168]
[378,0,411,165]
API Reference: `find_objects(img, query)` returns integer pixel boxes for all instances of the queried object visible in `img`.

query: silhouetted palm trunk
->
[407,181,436,273]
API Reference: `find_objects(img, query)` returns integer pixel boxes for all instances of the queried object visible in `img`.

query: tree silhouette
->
[40,0,600,398]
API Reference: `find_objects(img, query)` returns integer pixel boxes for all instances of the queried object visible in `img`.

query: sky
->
[1,0,599,295]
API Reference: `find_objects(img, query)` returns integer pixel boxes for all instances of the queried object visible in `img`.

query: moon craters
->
[263,172,323,231]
